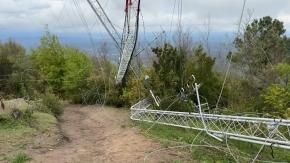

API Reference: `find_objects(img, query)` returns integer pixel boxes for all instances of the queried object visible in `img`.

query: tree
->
[149,43,225,111]
[30,31,65,95]
[276,63,290,86]
[63,48,94,102]
[186,45,225,107]
[232,16,290,87]
[121,64,147,106]
[260,63,290,117]
[261,84,290,118]
[0,40,25,64]
[0,45,14,87]
[151,43,186,96]
[0,40,26,96]
[81,54,122,106]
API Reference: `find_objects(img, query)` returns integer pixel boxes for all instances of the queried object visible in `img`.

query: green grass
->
[137,122,290,162]
[0,112,57,137]
[32,112,57,132]
[4,153,32,163]
[0,111,57,161]
[0,121,35,154]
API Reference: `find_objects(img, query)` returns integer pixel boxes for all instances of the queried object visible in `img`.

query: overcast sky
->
[0,0,290,49]
[1,0,290,32]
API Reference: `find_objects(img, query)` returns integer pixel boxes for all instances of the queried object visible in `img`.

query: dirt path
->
[31,105,189,163]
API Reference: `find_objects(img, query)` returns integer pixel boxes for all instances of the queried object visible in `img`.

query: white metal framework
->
[116,0,141,84]
[130,88,290,150]
[87,0,141,84]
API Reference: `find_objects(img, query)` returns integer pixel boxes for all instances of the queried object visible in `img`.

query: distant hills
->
[1,29,289,69]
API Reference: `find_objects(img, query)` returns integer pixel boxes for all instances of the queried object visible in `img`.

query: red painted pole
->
[125,0,129,12]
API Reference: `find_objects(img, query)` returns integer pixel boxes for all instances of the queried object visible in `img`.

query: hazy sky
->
[0,0,290,49]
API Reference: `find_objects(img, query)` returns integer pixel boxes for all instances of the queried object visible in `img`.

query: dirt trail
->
[31,105,189,163]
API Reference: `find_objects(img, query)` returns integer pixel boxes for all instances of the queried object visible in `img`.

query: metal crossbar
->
[130,98,290,150]
[87,0,122,51]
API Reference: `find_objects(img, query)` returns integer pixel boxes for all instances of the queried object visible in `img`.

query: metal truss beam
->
[130,98,290,150]
[116,0,141,84]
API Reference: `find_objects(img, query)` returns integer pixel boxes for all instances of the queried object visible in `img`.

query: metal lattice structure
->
[130,96,290,150]
[87,0,141,84]
[116,0,141,84]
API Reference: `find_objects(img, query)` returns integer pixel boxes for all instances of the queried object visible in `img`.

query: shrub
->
[63,47,94,102]
[106,94,124,108]
[22,109,34,122]
[40,93,63,117]
[13,109,33,124]
[81,88,105,105]
[158,96,195,112]
[261,84,290,118]
[286,108,290,119]
[0,108,34,128]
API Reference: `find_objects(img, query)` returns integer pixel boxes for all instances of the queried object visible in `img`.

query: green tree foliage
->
[150,43,224,111]
[0,40,25,64]
[261,84,290,118]
[63,48,94,102]
[100,61,122,106]
[0,40,27,96]
[30,31,65,95]
[232,16,290,87]
[40,92,63,117]
[30,31,97,103]
[186,46,226,106]
[260,63,290,117]
[276,63,290,86]
[151,43,186,96]
[82,56,122,106]
[286,108,290,119]
[228,16,290,115]
[121,69,146,106]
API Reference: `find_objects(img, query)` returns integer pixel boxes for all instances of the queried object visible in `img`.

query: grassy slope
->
[0,112,57,162]
[137,122,290,162]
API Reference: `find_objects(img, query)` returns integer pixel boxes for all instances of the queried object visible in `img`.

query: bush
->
[40,93,63,117]
[106,93,124,108]
[63,47,94,102]
[0,108,34,128]
[81,88,105,105]
[158,96,195,112]
[261,84,290,118]
[10,108,33,121]
[286,108,290,119]
[21,109,34,122]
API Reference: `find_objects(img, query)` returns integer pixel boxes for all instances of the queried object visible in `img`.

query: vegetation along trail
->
[31,105,189,163]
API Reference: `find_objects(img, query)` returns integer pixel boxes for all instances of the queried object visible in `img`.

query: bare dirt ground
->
[30,105,190,163]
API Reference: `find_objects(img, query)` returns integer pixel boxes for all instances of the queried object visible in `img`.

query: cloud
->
[0,0,289,34]
[0,0,50,14]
